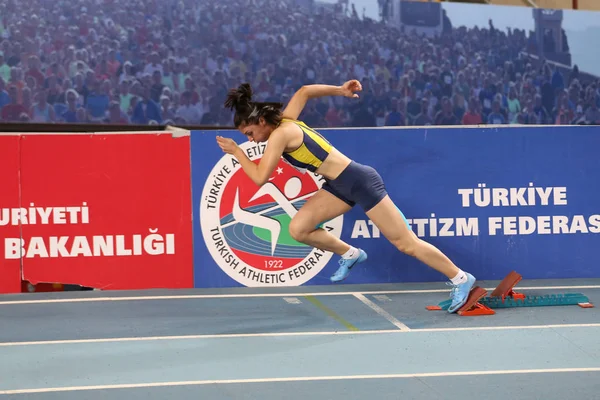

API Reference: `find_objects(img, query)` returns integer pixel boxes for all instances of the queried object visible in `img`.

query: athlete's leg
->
[289,188,368,283]
[288,189,352,254]
[366,195,475,312]
[366,195,459,279]
[334,161,464,279]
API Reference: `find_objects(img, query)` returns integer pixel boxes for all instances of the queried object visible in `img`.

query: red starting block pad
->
[490,270,525,301]
[456,286,495,316]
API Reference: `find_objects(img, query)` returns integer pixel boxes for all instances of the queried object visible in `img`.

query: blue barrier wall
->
[191,125,600,288]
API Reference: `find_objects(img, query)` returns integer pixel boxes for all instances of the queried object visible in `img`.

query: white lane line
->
[2,367,600,394]
[0,291,450,305]
[1,284,598,305]
[352,293,410,331]
[2,323,600,347]
[413,323,600,332]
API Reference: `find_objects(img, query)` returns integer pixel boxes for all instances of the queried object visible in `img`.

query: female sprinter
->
[216,80,476,313]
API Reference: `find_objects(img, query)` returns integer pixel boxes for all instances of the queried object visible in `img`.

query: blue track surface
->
[1,278,599,399]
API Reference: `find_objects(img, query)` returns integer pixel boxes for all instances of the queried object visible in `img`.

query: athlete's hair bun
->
[225,82,283,128]
[224,83,253,112]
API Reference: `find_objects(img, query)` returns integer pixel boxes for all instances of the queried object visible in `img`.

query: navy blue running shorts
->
[321,161,388,212]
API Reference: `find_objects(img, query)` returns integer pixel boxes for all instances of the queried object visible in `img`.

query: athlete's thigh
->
[365,195,414,243]
[292,189,352,230]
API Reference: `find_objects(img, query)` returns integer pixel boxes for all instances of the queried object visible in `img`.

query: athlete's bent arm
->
[216,128,288,186]
[282,80,363,120]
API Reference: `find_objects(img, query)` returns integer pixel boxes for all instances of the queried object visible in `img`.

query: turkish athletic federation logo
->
[200,141,344,287]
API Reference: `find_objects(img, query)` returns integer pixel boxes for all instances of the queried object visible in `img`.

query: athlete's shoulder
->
[276,117,307,136]
[281,117,310,128]
[270,118,302,143]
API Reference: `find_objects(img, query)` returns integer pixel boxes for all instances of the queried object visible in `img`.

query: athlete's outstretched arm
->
[216,127,289,186]
[282,80,362,120]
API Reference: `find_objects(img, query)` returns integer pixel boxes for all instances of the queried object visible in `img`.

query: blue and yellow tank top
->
[280,118,333,173]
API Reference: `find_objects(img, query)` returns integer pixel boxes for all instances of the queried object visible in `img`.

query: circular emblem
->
[200,141,344,287]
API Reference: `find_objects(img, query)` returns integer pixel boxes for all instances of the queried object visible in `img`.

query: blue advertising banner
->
[191,125,600,288]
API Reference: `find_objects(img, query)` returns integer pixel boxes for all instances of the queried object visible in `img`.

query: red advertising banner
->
[11,132,193,290]
[0,135,22,294]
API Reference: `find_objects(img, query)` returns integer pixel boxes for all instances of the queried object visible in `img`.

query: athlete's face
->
[239,118,273,143]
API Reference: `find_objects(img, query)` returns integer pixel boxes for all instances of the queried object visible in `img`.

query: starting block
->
[490,270,524,301]
[456,286,496,316]
[428,270,594,316]
[426,286,495,316]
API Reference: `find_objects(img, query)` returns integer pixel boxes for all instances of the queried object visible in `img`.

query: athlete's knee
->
[289,218,310,243]
[390,236,418,257]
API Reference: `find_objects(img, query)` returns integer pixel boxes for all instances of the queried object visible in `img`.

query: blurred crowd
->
[1,0,599,127]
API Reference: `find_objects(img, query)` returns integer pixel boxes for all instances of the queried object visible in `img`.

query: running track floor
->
[1,277,600,399]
